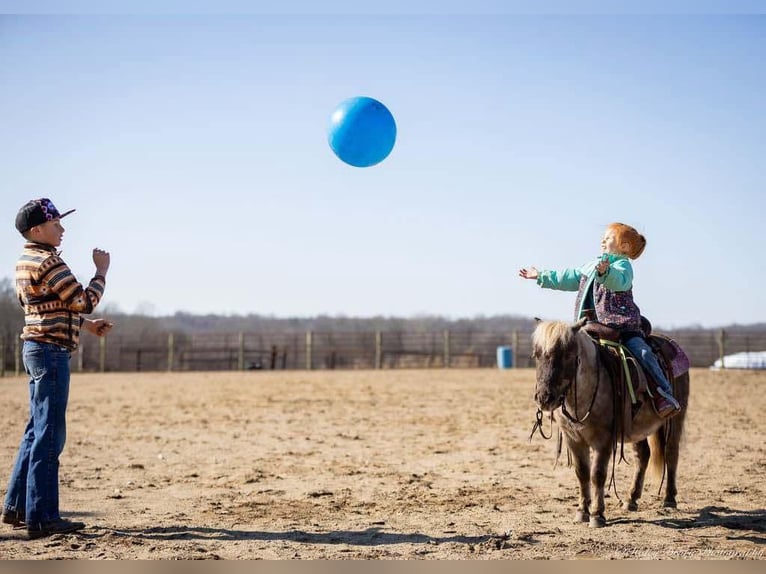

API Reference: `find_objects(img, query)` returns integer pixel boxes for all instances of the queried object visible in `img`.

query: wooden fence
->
[2,328,766,375]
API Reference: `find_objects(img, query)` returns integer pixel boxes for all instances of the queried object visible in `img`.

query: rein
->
[528,408,553,441]
[560,353,601,426]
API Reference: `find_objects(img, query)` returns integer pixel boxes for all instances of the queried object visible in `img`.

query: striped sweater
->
[16,242,106,351]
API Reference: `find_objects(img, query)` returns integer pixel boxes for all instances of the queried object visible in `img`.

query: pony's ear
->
[533,316,543,323]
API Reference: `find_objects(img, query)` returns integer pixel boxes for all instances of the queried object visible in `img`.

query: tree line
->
[1,277,764,343]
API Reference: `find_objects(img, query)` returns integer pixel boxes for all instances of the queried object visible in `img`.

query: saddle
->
[582,319,683,419]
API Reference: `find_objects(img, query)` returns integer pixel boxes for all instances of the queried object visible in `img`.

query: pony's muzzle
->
[535,380,569,412]
[534,389,560,412]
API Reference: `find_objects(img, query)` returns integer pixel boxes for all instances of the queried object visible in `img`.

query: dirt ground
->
[0,367,763,560]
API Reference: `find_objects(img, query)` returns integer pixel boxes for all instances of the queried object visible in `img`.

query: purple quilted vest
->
[575,274,642,332]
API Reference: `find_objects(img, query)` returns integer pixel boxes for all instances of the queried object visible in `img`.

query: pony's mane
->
[532,320,575,355]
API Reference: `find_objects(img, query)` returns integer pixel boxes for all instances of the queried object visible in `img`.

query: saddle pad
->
[649,335,691,377]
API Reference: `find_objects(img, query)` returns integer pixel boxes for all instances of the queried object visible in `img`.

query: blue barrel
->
[496,346,513,369]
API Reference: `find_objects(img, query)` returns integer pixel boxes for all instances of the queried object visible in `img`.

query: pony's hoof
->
[589,515,606,528]
[663,499,677,509]
[574,510,590,523]
[623,500,638,511]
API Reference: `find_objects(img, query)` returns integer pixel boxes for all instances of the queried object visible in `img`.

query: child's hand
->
[596,255,609,276]
[519,267,539,280]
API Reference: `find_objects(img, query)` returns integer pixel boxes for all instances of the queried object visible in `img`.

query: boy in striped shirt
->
[2,198,112,539]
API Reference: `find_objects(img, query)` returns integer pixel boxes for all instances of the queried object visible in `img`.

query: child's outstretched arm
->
[521,265,582,291]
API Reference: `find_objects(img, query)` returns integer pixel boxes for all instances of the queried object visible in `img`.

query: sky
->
[1,2,764,328]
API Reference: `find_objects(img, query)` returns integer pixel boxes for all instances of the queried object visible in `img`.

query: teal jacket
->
[536,254,643,332]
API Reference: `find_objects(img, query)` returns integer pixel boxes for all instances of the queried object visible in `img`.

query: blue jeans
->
[624,335,674,396]
[3,341,71,528]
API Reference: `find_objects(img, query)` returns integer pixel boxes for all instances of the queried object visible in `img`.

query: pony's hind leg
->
[647,407,687,508]
[662,412,685,508]
[658,371,689,508]
[568,438,591,523]
[625,439,651,511]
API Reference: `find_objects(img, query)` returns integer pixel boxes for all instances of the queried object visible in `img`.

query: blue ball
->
[328,96,397,168]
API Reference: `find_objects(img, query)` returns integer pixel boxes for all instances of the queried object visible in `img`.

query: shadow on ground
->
[87,525,499,547]
[611,505,766,543]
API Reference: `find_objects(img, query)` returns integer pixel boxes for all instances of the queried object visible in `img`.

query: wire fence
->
[2,328,766,375]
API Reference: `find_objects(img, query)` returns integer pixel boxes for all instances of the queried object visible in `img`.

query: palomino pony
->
[531,318,690,528]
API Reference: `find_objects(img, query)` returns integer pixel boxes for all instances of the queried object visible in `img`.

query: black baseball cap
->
[15,198,76,234]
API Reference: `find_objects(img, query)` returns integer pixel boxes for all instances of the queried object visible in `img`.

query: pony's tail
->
[647,430,666,484]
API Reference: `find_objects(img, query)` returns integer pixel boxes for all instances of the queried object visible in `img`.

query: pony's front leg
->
[567,438,591,523]
[625,439,651,511]
[589,447,611,528]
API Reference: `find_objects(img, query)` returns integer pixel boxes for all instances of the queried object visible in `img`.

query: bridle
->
[529,334,602,440]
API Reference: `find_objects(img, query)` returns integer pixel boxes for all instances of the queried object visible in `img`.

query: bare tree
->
[0,278,23,371]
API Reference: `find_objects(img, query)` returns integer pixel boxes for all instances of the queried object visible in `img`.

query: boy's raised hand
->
[92,248,110,276]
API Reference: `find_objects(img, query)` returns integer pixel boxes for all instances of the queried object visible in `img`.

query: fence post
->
[512,330,519,369]
[0,337,5,378]
[443,330,450,368]
[77,339,84,372]
[306,331,313,370]
[238,331,245,371]
[375,331,382,369]
[15,338,20,376]
[99,336,106,372]
[717,329,726,369]
[167,333,174,372]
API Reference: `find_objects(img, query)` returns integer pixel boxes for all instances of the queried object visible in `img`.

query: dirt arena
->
[0,367,763,560]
